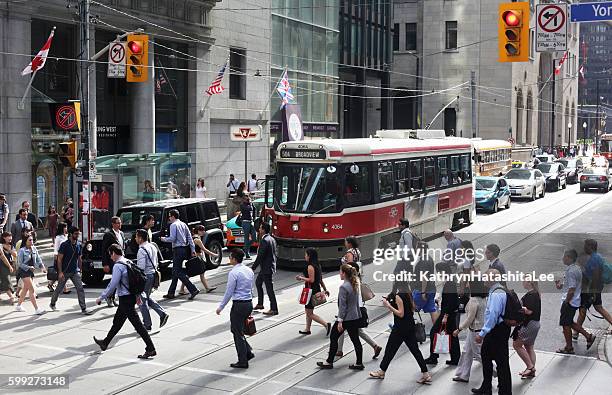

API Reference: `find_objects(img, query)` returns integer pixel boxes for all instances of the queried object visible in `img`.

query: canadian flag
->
[554,51,568,75]
[21,27,55,76]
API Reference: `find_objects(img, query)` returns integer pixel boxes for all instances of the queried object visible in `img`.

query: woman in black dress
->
[0,232,15,303]
[296,248,331,335]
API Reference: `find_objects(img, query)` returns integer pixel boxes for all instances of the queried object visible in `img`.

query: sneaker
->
[49,304,57,311]
[81,309,92,315]
[35,308,46,315]
[15,305,25,312]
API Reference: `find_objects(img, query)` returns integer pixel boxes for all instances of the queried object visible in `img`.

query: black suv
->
[81,198,225,285]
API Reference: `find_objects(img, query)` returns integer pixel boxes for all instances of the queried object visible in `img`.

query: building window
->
[393,23,399,51]
[406,23,417,51]
[445,21,457,50]
[229,48,246,100]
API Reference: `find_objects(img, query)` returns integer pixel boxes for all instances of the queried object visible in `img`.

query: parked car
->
[81,198,225,285]
[556,158,584,184]
[504,168,546,201]
[475,176,511,213]
[225,196,266,249]
[580,167,612,193]
[535,154,556,164]
[535,162,567,191]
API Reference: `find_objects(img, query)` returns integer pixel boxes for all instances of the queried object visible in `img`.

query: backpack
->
[494,286,525,326]
[603,261,612,285]
[119,260,147,295]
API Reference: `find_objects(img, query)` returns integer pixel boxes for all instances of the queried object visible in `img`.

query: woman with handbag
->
[0,232,15,303]
[369,281,431,384]
[512,280,541,379]
[452,281,487,383]
[317,264,364,371]
[295,248,331,336]
[15,234,47,314]
[337,237,382,359]
[180,225,219,295]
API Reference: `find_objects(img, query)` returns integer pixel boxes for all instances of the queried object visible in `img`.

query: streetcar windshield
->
[276,164,342,213]
[600,140,612,153]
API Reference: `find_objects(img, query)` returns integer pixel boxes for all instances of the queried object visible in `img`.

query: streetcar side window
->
[460,154,472,182]
[424,157,435,189]
[378,161,394,198]
[410,159,423,192]
[394,161,410,195]
[344,163,372,207]
[437,156,449,187]
[450,155,461,184]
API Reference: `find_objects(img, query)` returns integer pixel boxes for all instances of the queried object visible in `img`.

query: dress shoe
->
[253,304,264,310]
[93,336,107,351]
[262,310,278,316]
[471,388,492,395]
[247,353,255,361]
[230,362,249,369]
[423,357,438,365]
[138,350,157,359]
[160,314,170,328]
[162,294,176,299]
[316,361,333,369]
[446,360,459,366]
[373,345,383,359]
[188,290,200,300]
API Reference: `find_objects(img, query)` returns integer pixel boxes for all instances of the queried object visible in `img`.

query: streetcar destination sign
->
[280,149,327,159]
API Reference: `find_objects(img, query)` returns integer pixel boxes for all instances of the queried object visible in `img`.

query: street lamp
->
[583,121,588,155]
[567,122,572,154]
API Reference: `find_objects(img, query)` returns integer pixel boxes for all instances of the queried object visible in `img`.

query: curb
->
[599,324,612,367]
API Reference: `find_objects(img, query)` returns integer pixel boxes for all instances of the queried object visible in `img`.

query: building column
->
[0,7,32,214]
[130,38,155,153]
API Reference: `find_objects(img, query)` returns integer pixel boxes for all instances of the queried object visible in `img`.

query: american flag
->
[206,56,229,96]
[276,69,295,109]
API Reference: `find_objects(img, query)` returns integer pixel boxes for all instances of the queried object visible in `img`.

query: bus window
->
[438,157,449,187]
[484,151,490,163]
[460,154,472,182]
[424,157,435,189]
[345,164,371,207]
[378,161,394,198]
[410,159,423,192]
[394,161,409,195]
[451,155,460,184]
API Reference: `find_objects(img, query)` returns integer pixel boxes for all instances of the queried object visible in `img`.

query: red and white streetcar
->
[263,130,475,267]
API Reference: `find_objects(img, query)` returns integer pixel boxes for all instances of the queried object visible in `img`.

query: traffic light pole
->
[596,79,600,154]
[79,0,92,241]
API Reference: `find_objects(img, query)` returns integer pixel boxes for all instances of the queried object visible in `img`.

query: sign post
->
[536,3,567,52]
[107,41,126,78]
[230,125,263,185]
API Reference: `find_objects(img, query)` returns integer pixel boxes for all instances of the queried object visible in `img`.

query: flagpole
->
[200,54,230,117]
[17,71,37,111]
[258,66,286,120]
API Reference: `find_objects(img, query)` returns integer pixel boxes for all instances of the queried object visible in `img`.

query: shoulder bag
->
[142,246,161,289]
[415,312,427,343]
[185,255,205,277]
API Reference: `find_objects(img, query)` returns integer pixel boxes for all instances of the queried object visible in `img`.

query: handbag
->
[311,291,327,307]
[298,285,313,305]
[235,214,243,227]
[432,323,451,354]
[415,312,427,343]
[185,256,205,277]
[244,315,256,336]
[356,306,369,328]
[360,282,375,302]
[46,266,58,282]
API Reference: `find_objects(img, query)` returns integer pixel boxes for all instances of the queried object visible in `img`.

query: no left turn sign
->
[536,3,567,52]
[538,5,566,33]
[110,43,125,63]
[107,41,126,78]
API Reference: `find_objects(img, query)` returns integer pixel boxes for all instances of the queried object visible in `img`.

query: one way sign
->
[536,3,567,52]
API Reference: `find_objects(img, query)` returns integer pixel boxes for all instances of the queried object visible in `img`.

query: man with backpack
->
[94,244,156,359]
[473,269,513,395]
[392,218,417,293]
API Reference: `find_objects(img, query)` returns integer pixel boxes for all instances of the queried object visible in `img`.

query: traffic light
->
[126,34,149,82]
[58,140,77,169]
[498,2,530,63]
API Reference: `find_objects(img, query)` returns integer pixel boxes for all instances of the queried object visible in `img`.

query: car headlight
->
[485,193,494,199]
[85,243,93,252]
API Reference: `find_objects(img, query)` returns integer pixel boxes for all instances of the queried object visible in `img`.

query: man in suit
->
[252,222,278,316]
[11,209,34,247]
[14,200,38,227]
[102,216,125,307]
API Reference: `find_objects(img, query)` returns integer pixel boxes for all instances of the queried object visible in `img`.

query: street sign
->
[571,2,612,23]
[107,41,126,78]
[536,3,567,52]
[230,125,263,142]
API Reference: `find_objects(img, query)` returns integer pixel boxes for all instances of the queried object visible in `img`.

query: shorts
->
[580,292,603,309]
[412,290,437,313]
[559,302,578,326]
[512,320,540,346]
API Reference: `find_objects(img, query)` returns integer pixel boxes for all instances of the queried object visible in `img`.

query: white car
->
[534,154,556,164]
[504,168,546,201]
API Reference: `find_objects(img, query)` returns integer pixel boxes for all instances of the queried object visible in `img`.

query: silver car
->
[504,168,546,201]
[580,167,612,193]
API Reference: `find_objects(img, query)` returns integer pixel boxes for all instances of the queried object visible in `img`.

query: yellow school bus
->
[472,139,512,176]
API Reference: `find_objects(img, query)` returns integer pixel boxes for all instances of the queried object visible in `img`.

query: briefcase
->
[244,315,256,336]
[46,266,58,282]
[185,256,205,277]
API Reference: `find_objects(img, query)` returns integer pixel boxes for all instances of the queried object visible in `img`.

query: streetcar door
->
[264,175,276,209]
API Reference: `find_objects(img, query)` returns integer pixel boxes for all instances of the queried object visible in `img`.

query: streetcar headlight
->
[323,223,329,233]
[85,243,93,252]
[292,223,299,232]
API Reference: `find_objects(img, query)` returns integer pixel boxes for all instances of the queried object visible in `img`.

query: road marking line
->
[518,243,566,258]
[293,385,355,395]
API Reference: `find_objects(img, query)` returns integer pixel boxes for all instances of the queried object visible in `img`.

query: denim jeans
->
[167,246,197,296]
[242,220,256,256]
[139,273,166,328]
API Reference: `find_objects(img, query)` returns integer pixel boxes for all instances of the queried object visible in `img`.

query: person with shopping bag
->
[296,248,331,335]
[424,261,460,366]
[369,281,431,384]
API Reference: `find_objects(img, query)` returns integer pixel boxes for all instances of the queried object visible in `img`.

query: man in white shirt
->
[227,174,240,196]
[135,229,168,331]
[247,174,258,193]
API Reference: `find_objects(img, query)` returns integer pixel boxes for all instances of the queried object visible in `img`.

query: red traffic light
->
[128,40,143,54]
[503,10,521,27]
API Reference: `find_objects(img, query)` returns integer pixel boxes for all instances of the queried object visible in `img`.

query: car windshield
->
[535,163,554,173]
[276,164,342,213]
[505,169,531,180]
[476,179,496,190]
[116,208,164,231]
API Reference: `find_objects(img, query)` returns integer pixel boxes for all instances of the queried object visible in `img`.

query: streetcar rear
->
[265,130,475,269]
